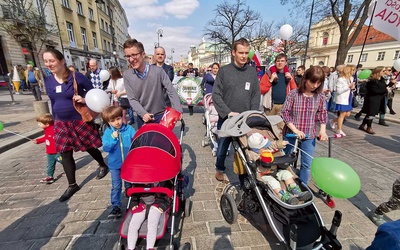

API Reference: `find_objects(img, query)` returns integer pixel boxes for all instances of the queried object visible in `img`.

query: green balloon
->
[0,121,3,131]
[358,69,372,80]
[248,49,255,59]
[311,157,361,198]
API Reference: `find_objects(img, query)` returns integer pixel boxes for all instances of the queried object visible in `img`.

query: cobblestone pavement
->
[0,87,399,249]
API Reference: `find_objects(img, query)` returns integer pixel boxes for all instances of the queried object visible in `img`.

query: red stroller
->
[113,122,191,250]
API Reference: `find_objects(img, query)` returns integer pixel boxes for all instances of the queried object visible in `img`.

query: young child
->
[102,106,136,218]
[248,133,311,205]
[33,113,61,184]
[269,64,292,81]
[127,182,171,250]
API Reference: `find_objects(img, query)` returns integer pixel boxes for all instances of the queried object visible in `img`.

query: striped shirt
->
[281,89,327,139]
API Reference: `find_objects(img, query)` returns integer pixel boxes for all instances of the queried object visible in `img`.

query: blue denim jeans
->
[379,96,388,120]
[110,169,132,208]
[284,137,316,184]
[215,117,232,173]
[46,153,61,177]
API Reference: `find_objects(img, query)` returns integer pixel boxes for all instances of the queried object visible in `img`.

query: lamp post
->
[154,42,159,49]
[95,0,118,67]
[171,48,174,65]
[303,0,315,66]
[157,29,163,46]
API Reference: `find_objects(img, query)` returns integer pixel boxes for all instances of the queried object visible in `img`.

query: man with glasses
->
[123,38,182,129]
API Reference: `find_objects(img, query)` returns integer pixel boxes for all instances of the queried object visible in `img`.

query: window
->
[394,50,400,59]
[62,0,70,8]
[377,52,385,61]
[105,22,109,33]
[101,19,104,30]
[108,41,111,51]
[92,32,98,48]
[103,39,107,51]
[81,27,87,45]
[66,22,76,47]
[89,8,94,20]
[347,54,353,63]
[322,32,329,45]
[360,53,368,62]
[77,1,83,15]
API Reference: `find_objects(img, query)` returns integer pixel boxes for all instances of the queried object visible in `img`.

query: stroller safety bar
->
[126,187,173,197]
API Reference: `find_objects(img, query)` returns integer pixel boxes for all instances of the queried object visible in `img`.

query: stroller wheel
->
[178,242,191,250]
[184,198,192,217]
[220,193,238,224]
[112,240,125,250]
[202,115,206,125]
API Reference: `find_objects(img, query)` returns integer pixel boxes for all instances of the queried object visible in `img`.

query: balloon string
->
[286,142,314,159]
[3,129,33,141]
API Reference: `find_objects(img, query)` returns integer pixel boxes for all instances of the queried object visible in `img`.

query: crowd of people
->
[13,35,396,248]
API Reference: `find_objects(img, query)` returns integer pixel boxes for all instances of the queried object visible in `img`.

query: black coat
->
[363,78,387,116]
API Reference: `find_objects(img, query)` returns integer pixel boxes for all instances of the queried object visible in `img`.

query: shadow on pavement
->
[0,170,99,249]
[363,134,400,154]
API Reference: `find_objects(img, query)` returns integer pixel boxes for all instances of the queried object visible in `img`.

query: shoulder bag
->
[72,71,98,122]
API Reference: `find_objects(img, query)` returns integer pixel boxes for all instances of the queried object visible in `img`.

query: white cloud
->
[165,0,200,19]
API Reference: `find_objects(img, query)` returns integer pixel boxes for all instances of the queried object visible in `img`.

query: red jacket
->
[260,72,297,95]
[36,125,57,154]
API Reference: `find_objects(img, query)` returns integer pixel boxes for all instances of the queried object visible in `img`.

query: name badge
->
[245,82,250,90]
[56,85,62,93]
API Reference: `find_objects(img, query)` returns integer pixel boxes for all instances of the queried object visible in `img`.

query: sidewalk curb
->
[0,128,43,154]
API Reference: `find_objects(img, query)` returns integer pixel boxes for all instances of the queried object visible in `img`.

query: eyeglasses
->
[124,52,142,59]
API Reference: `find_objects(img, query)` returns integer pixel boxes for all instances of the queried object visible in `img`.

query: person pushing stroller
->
[247,132,311,205]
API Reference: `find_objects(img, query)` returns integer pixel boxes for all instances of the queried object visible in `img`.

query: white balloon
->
[99,70,110,82]
[394,59,400,71]
[85,89,110,113]
[279,24,293,40]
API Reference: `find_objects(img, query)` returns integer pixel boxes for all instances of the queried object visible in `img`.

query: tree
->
[204,0,261,62]
[0,0,58,70]
[281,0,372,66]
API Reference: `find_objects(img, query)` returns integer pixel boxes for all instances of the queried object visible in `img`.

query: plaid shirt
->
[281,89,327,139]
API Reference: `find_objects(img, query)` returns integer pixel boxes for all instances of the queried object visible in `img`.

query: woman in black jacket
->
[359,66,388,134]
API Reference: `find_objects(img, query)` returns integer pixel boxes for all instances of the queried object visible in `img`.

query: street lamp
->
[157,29,163,46]
[171,48,174,65]
[95,0,118,67]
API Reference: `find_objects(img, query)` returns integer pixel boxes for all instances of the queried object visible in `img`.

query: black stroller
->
[219,111,342,250]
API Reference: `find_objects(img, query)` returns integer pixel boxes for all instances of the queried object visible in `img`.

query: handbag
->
[72,71,98,122]
[118,97,131,109]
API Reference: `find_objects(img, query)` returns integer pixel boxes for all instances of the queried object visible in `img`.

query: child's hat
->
[248,133,271,149]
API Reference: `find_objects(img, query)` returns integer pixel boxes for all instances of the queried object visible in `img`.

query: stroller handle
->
[285,133,309,139]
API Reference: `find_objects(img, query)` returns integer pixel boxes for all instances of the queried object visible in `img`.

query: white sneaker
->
[337,130,346,136]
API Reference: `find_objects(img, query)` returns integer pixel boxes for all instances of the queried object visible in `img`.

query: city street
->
[0,87,399,249]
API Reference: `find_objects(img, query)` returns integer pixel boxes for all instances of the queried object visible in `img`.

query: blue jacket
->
[102,124,136,170]
[367,220,400,250]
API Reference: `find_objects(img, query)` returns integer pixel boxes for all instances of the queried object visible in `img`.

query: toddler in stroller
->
[219,111,342,250]
[247,132,312,205]
[201,93,219,156]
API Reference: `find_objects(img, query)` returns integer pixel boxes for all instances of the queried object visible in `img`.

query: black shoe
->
[378,121,389,126]
[189,106,194,116]
[59,184,80,202]
[390,110,396,115]
[354,115,361,121]
[108,207,122,219]
[96,166,109,179]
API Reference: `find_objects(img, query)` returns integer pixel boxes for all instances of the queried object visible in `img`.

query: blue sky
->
[119,0,294,61]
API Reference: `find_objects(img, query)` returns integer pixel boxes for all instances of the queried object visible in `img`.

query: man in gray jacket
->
[212,37,260,182]
[123,39,182,128]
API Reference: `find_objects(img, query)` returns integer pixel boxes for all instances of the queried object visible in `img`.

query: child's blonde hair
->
[102,106,123,123]
[36,113,54,125]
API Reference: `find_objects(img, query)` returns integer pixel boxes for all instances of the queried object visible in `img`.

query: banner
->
[176,77,203,106]
[372,0,400,41]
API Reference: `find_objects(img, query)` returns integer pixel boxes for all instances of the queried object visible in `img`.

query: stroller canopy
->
[121,124,181,183]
